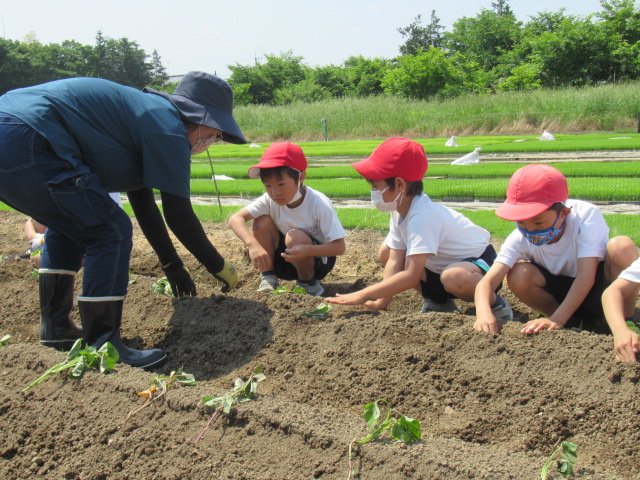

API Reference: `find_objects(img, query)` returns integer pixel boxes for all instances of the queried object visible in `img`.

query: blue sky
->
[1,0,605,78]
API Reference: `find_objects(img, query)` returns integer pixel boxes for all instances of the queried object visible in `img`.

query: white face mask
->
[371,186,402,212]
[190,125,221,155]
[191,136,217,155]
[287,181,303,205]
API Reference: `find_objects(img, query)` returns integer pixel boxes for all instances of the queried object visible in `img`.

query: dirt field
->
[0,209,638,480]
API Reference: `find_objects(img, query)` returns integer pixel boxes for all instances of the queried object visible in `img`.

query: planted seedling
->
[626,320,640,334]
[270,285,307,295]
[300,302,332,320]
[126,368,197,421]
[151,277,172,296]
[540,441,578,480]
[128,269,137,285]
[348,399,422,479]
[0,334,10,346]
[23,339,118,392]
[194,364,265,445]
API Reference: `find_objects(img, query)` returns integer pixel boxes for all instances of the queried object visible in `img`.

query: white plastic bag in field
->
[249,142,262,148]
[537,130,555,141]
[451,147,482,165]
[445,136,458,147]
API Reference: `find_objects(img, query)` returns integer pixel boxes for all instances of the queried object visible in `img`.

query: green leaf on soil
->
[300,302,333,319]
[151,277,172,295]
[0,334,10,346]
[23,339,118,391]
[627,320,640,334]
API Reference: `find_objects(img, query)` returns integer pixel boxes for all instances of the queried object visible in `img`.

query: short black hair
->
[548,201,566,213]
[370,177,423,197]
[259,166,301,183]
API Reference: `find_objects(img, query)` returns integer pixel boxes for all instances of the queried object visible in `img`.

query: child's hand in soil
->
[521,317,561,334]
[613,329,639,362]
[325,291,369,306]
[474,314,500,333]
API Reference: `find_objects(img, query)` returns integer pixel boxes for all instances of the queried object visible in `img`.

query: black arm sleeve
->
[159,190,225,274]
[127,188,180,267]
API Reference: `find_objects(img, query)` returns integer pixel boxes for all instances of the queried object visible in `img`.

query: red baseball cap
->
[495,164,569,221]
[248,142,307,179]
[352,138,428,182]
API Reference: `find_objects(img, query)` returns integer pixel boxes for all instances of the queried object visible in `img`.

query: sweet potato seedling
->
[270,285,307,295]
[540,441,578,479]
[300,302,332,320]
[151,277,172,296]
[23,339,118,392]
[126,368,197,421]
[348,399,422,479]
[0,334,10,346]
[194,364,266,445]
[626,320,640,334]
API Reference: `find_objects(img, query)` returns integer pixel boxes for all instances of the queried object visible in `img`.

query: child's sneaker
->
[257,275,278,293]
[491,295,513,321]
[296,279,325,297]
[421,298,460,313]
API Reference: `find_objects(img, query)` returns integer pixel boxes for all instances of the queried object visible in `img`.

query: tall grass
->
[232,82,640,142]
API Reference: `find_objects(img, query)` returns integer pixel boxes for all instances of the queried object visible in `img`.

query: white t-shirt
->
[495,199,609,278]
[384,193,491,274]
[619,258,640,284]
[245,186,346,244]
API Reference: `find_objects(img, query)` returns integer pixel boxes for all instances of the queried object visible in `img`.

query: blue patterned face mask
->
[517,212,566,246]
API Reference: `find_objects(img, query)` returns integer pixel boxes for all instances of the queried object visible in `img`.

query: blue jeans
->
[0,113,132,297]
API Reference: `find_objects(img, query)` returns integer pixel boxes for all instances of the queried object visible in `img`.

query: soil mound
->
[0,210,638,480]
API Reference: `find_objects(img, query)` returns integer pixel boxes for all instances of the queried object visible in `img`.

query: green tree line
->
[0,30,168,94]
[228,0,640,105]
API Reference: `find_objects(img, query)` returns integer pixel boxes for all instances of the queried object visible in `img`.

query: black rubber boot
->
[78,298,167,369]
[39,272,82,350]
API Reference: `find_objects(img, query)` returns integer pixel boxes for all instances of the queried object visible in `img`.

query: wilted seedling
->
[0,334,10,347]
[348,399,422,480]
[194,364,266,445]
[151,277,172,295]
[126,368,197,421]
[300,302,332,320]
[23,339,118,392]
[540,441,578,480]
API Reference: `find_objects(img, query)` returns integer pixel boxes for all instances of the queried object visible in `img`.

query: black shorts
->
[534,261,610,333]
[420,244,500,303]
[271,232,336,281]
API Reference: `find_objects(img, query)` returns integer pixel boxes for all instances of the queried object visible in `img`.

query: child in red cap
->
[474,164,637,335]
[326,137,509,316]
[229,142,346,296]
[602,258,640,362]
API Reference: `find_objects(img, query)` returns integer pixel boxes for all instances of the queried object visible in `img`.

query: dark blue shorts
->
[420,244,501,303]
[534,260,609,333]
[271,232,336,281]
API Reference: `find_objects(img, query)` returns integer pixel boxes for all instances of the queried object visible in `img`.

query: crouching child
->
[474,164,637,334]
[325,137,511,316]
[229,142,346,296]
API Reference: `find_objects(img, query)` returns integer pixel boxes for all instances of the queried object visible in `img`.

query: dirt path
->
[0,210,638,480]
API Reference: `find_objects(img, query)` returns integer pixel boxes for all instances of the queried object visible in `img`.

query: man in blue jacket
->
[0,72,245,368]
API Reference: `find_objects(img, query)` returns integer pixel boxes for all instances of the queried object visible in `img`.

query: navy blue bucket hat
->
[143,71,247,144]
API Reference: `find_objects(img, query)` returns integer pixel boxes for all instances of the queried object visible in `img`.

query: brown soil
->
[0,209,638,480]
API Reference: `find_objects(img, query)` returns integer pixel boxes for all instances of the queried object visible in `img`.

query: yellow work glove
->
[213,260,238,293]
